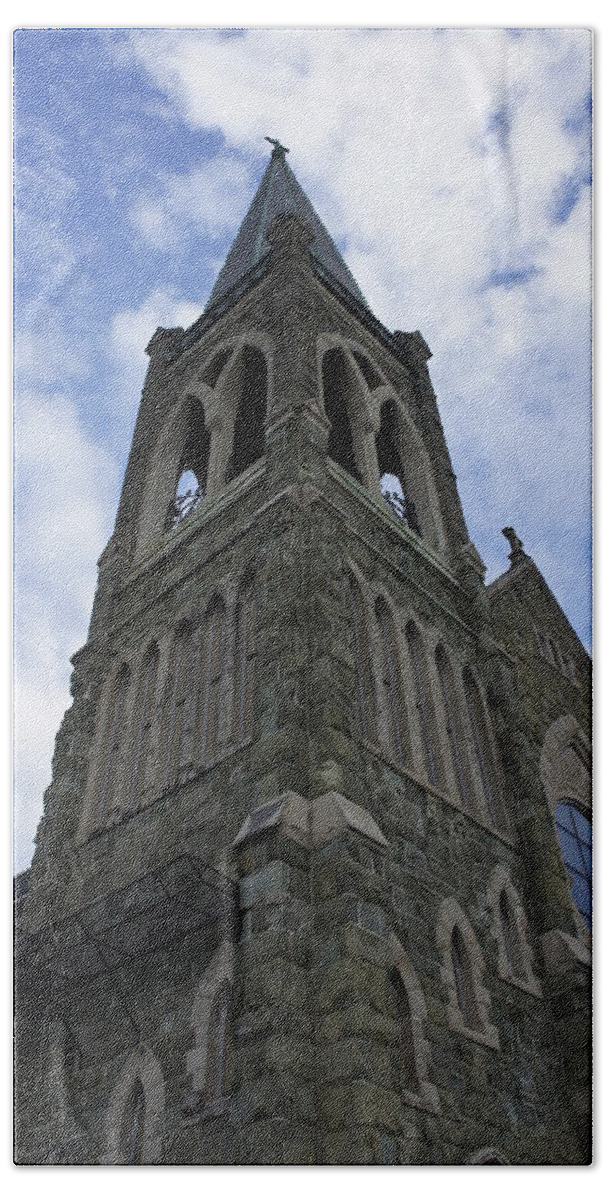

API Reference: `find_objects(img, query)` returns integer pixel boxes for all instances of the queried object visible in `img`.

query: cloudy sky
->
[13,27,592,873]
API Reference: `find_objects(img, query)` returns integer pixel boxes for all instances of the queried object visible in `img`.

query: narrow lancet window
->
[406,621,442,788]
[348,573,376,740]
[206,983,232,1103]
[554,802,592,929]
[463,668,501,827]
[200,600,226,762]
[233,579,255,743]
[226,346,267,482]
[120,1080,146,1165]
[450,926,481,1032]
[375,598,409,765]
[376,401,422,536]
[129,643,159,808]
[435,646,471,811]
[165,625,198,785]
[388,969,419,1095]
[322,348,361,481]
[99,664,131,820]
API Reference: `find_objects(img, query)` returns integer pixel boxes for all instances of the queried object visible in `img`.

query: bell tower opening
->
[167,398,211,529]
[225,345,267,483]
[376,400,422,536]
[322,347,362,482]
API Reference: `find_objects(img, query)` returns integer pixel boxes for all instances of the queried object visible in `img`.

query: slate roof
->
[206,144,369,311]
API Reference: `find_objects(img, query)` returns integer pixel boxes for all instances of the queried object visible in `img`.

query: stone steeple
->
[206,140,369,311]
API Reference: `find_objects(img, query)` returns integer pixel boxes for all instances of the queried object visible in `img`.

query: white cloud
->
[14,391,120,872]
[130,157,253,249]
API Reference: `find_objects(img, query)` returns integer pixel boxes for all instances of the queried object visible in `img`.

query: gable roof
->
[206,144,369,311]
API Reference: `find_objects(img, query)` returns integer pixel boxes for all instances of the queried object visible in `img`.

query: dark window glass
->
[450,926,481,1031]
[555,803,592,928]
[388,968,419,1094]
[165,625,198,785]
[498,890,525,980]
[129,644,159,808]
[200,602,226,762]
[99,665,130,819]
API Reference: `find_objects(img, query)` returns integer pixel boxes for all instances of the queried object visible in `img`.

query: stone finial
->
[502,526,527,566]
[264,136,290,157]
[392,330,432,363]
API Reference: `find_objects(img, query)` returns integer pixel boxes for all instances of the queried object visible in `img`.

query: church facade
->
[15,143,591,1166]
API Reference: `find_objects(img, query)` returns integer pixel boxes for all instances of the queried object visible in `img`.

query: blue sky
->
[13,28,592,873]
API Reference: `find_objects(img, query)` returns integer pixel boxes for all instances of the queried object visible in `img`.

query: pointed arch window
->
[99,664,131,820]
[388,968,419,1095]
[200,600,226,762]
[165,624,199,785]
[375,598,409,765]
[205,982,233,1103]
[377,401,422,536]
[435,646,471,811]
[322,348,361,482]
[120,1079,146,1165]
[167,399,210,529]
[554,802,592,930]
[463,667,502,827]
[450,926,482,1032]
[233,578,255,744]
[226,346,267,482]
[129,643,159,808]
[348,573,376,741]
[406,622,442,788]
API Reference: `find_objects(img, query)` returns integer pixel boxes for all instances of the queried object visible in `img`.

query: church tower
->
[15,142,591,1165]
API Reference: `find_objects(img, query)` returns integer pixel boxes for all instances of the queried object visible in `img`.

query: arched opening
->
[463,667,503,828]
[376,401,422,536]
[450,925,482,1032]
[205,982,233,1103]
[322,347,362,482]
[99,664,131,820]
[375,598,410,765]
[166,399,210,529]
[406,621,443,788]
[388,968,419,1095]
[200,599,226,762]
[233,577,255,744]
[435,646,472,811]
[165,624,199,786]
[129,643,159,809]
[347,572,376,741]
[554,802,592,930]
[225,346,267,482]
[120,1079,146,1165]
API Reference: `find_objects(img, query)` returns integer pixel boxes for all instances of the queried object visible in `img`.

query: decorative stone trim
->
[387,933,441,1115]
[487,866,541,997]
[186,939,235,1093]
[103,1045,165,1165]
[436,897,499,1049]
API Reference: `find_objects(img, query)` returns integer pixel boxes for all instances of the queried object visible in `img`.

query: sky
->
[13,27,592,875]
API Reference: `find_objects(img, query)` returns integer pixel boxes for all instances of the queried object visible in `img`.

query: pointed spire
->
[206,140,369,311]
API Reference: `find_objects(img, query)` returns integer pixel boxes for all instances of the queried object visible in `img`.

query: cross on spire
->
[264,136,290,157]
